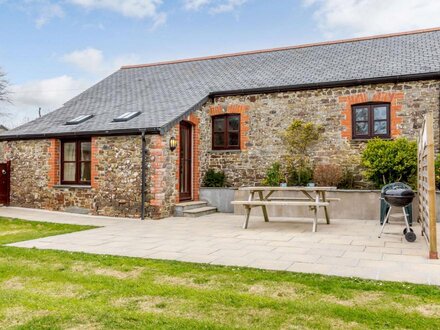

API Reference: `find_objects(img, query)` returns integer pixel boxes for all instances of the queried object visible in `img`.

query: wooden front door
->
[0,161,11,206]
[179,122,192,201]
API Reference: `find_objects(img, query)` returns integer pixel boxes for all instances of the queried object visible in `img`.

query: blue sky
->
[1,0,439,127]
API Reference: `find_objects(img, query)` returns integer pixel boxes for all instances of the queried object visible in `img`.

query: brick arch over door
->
[339,92,404,139]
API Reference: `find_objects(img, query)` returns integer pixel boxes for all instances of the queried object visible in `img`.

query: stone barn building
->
[0,28,439,219]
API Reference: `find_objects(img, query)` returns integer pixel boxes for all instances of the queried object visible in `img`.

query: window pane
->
[355,122,369,135]
[63,163,76,182]
[63,142,76,161]
[374,106,387,120]
[228,132,239,146]
[355,107,369,121]
[374,121,388,135]
[228,116,240,131]
[81,142,91,161]
[213,132,225,147]
[213,118,225,132]
[81,162,91,182]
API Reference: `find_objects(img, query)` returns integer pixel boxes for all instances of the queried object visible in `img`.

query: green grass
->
[0,218,95,245]
[0,217,439,329]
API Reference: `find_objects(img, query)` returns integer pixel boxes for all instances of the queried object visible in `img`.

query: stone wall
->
[0,80,438,219]
[92,135,144,217]
[195,80,440,187]
[0,134,178,219]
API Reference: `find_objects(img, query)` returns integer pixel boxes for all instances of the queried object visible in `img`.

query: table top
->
[238,186,337,192]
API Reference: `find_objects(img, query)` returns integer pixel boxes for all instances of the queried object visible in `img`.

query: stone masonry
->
[0,135,178,219]
[0,80,438,219]
[196,80,440,187]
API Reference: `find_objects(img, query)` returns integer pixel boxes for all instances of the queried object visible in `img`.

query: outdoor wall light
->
[169,136,177,151]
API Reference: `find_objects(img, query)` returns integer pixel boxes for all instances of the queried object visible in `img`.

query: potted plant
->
[200,169,236,213]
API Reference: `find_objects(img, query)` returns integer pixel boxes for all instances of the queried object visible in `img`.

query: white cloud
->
[3,75,91,127]
[13,0,65,28]
[304,0,440,38]
[35,3,64,28]
[183,0,247,13]
[69,0,167,28]
[210,0,247,13]
[183,0,211,10]
[62,48,104,74]
[2,48,141,128]
[61,47,141,75]
[149,11,167,31]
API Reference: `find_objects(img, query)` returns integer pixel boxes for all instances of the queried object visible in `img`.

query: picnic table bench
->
[231,186,339,232]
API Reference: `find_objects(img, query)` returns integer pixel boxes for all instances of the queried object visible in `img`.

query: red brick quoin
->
[209,104,250,150]
[91,137,99,189]
[48,139,60,188]
[340,92,404,139]
[149,134,167,209]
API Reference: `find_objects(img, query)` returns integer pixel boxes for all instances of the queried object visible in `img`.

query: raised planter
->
[200,187,237,213]
[233,189,440,221]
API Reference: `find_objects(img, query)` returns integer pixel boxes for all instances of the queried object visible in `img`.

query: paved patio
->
[1,207,439,285]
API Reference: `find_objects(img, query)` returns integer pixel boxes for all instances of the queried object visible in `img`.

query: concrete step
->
[183,206,217,218]
[174,201,208,216]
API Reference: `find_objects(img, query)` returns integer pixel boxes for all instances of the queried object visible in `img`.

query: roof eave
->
[0,127,161,141]
[209,72,440,97]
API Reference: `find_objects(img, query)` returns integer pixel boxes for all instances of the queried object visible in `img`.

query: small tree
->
[0,68,9,103]
[282,119,323,184]
[361,138,417,188]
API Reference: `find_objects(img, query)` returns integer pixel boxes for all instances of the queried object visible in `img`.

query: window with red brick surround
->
[61,139,92,185]
[340,92,403,140]
[352,103,390,139]
[209,104,250,150]
[212,114,240,150]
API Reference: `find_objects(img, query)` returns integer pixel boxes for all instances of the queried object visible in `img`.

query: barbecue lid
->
[384,188,415,197]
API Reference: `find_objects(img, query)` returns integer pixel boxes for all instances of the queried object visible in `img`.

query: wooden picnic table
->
[231,186,338,232]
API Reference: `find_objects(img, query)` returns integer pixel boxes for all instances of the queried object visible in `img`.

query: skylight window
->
[65,114,93,125]
[113,111,141,122]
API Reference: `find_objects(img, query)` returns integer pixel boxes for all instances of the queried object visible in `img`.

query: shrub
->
[337,168,356,189]
[287,166,313,186]
[262,162,284,186]
[435,154,440,190]
[361,138,417,188]
[313,164,343,187]
[202,169,226,187]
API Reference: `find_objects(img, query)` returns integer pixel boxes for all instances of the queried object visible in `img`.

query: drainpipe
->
[141,130,147,220]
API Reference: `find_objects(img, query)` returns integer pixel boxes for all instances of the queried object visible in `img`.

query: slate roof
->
[2,28,440,139]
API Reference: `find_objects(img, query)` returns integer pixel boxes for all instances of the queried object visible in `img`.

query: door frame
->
[179,121,193,201]
[0,161,11,206]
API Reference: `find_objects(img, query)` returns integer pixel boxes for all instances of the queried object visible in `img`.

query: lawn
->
[0,217,439,329]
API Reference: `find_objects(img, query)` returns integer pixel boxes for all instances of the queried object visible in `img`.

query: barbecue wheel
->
[403,227,414,235]
[404,229,416,242]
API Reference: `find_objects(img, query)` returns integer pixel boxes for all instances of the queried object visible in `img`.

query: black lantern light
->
[169,136,177,151]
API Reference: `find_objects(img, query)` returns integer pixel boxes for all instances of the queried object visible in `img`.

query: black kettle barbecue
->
[378,183,416,242]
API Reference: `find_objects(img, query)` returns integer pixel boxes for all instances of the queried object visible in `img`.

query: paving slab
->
[1,206,439,285]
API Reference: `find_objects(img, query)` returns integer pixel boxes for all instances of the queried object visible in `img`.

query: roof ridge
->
[121,27,440,70]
